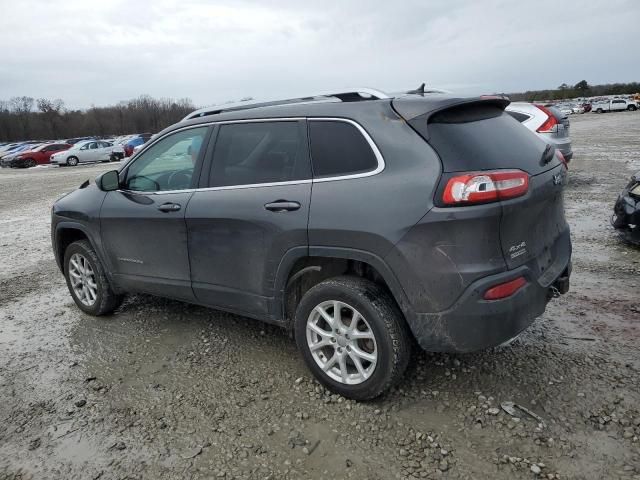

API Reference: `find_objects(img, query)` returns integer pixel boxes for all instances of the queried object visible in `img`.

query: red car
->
[11,143,72,168]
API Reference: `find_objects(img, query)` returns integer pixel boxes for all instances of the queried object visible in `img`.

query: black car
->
[612,171,640,246]
[51,88,572,399]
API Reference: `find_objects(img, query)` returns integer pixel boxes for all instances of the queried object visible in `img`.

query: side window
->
[309,120,378,178]
[89,142,98,150]
[124,127,208,192]
[208,121,309,187]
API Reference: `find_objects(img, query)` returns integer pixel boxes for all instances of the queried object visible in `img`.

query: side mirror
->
[97,170,120,191]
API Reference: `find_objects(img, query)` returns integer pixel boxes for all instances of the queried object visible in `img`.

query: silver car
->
[506,102,573,163]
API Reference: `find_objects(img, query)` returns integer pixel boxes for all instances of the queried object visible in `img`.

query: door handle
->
[264,200,301,212]
[158,202,181,212]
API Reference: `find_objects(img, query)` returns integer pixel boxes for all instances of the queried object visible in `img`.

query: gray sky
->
[1,0,639,109]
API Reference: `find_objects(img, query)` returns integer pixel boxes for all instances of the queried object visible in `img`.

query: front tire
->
[64,240,123,315]
[24,158,37,168]
[294,276,411,400]
[628,105,637,111]
[67,156,79,166]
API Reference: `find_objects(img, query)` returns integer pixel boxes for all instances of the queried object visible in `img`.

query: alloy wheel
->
[306,300,378,385]
[68,253,98,306]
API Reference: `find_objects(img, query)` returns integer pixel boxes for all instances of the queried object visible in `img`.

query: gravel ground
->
[1,112,639,480]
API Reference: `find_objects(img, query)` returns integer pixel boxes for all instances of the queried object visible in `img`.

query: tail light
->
[534,104,558,133]
[484,276,527,300]
[442,169,529,206]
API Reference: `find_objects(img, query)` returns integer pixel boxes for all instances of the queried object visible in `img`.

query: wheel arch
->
[53,222,107,274]
[275,247,412,329]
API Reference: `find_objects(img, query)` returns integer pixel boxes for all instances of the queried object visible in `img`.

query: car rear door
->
[612,100,626,111]
[185,120,311,319]
[100,126,210,300]
[97,142,111,160]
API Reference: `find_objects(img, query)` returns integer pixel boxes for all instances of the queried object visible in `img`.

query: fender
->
[53,221,114,284]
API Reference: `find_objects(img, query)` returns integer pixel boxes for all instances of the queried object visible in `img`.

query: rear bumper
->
[405,256,571,353]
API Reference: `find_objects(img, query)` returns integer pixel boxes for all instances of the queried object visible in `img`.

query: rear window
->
[427,104,551,175]
[506,111,530,123]
[309,120,378,178]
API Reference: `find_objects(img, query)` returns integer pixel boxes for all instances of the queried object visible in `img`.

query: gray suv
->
[51,88,572,400]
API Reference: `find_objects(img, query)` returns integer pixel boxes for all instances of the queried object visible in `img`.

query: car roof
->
[168,89,509,137]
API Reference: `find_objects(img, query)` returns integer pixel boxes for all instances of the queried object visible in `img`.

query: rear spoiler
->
[393,94,510,121]
[392,94,511,141]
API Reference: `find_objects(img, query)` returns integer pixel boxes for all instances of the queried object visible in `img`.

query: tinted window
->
[125,127,207,192]
[309,121,377,178]
[506,111,531,123]
[612,100,625,104]
[427,105,552,175]
[208,121,309,187]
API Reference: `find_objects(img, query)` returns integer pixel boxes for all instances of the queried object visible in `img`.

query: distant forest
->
[0,95,195,142]
[509,80,640,102]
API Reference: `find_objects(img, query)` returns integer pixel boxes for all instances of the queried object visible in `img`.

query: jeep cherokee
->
[51,88,572,400]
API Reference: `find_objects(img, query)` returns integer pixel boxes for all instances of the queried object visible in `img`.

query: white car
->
[50,140,114,166]
[506,102,573,163]
[570,104,585,114]
[591,98,637,113]
[555,104,574,116]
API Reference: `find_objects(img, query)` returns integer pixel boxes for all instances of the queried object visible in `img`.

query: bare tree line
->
[0,95,196,142]
[509,81,640,102]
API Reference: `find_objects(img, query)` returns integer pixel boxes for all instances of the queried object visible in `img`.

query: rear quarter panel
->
[308,106,441,258]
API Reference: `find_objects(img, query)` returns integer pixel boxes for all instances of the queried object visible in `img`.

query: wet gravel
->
[1,112,640,479]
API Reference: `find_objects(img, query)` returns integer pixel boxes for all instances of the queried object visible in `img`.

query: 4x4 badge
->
[553,173,563,185]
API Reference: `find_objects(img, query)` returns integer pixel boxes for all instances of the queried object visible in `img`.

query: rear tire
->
[64,240,123,316]
[294,276,411,400]
[67,156,79,166]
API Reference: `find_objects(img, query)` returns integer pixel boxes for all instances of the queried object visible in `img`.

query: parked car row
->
[0,132,155,168]
[545,98,639,115]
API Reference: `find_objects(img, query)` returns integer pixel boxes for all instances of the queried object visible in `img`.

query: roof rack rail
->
[181,88,389,122]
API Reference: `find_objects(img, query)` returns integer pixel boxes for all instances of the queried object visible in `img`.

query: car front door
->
[39,145,54,163]
[186,120,311,319]
[76,142,93,162]
[100,126,211,300]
